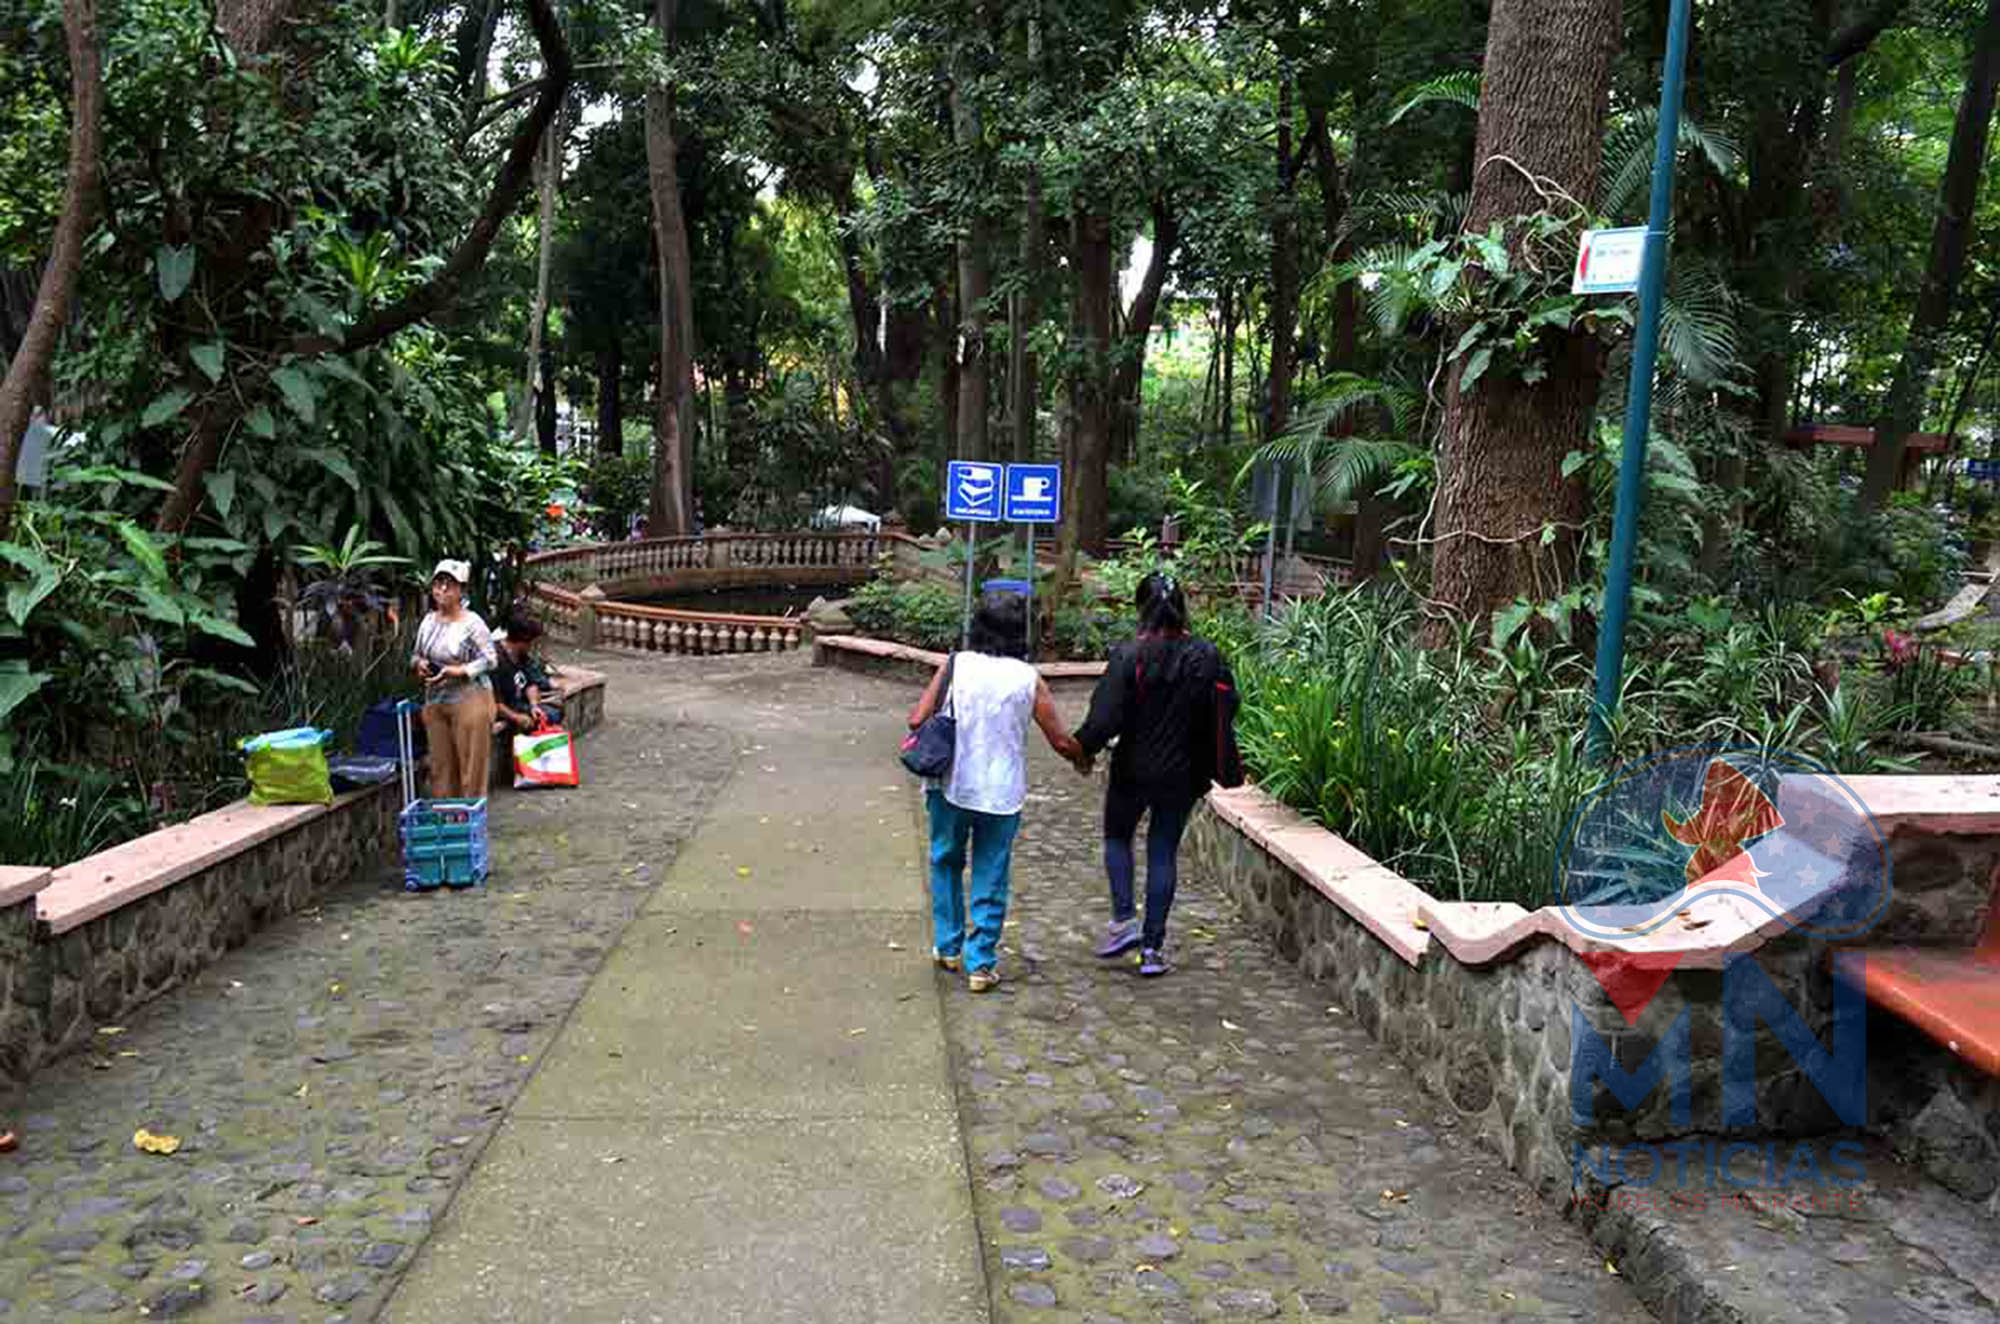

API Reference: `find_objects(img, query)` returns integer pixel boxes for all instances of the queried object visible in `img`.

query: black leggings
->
[1104,783,1198,950]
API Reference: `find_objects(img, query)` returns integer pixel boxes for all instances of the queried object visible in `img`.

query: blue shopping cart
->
[395,700,488,891]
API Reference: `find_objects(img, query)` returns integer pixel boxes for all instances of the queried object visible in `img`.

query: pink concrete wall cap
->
[0,867,53,909]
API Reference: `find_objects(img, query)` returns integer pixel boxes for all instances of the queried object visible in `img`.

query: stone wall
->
[1185,805,1918,1200]
[1862,829,2000,1204]
[812,634,1106,691]
[0,672,610,1094]
[0,784,399,1090]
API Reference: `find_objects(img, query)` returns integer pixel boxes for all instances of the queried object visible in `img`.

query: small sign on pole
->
[1005,465,1062,657]
[944,460,1004,523]
[1003,465,1062,524]
[1573,226,1649,296]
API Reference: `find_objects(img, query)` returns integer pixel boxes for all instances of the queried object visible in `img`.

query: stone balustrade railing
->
[521,532,910,657]
[524,532,909,585]
[593,602,806,655]
[522,531,1356,659]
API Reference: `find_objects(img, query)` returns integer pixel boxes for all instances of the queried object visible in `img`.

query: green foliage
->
[0,763,146,870]
[846,579,964,653]
[701,374,856,530]
[581,453,653,541]
[1348,210,1634,394]
[1229,584,1926,908]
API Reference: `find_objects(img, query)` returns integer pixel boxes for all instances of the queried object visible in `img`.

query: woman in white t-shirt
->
[907,592,1085,993]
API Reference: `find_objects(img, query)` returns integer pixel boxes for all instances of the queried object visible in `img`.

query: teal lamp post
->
[1587,0,1694,760]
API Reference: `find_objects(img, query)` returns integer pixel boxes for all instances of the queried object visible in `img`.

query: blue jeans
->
[926,790,1021,973]
[1105,785,1196,951]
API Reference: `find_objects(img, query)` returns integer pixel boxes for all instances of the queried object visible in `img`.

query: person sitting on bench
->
[492,616,563,734]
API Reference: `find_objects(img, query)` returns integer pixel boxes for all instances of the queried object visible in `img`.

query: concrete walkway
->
[382,655,987,1323]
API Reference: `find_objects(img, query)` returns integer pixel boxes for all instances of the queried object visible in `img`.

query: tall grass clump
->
[1209,584,1927,909]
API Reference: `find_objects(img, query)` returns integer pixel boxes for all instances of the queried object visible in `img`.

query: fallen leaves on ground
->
[133,1129,181,1156]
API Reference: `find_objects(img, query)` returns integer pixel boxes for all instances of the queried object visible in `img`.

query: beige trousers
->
[422,688,496,799]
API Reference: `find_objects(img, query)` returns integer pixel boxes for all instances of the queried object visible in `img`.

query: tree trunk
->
[936,283,959,476]
[1109,200,1180,465]
[1427,0,1621,640]
[1010,8,1045,466]
[1265,54,1302,448]
[1307,105,1358,368]
[536,344,557,455]
[596,340,623,456]
[644,0,696,536]
[950,71,992,462]
[1219,283,1237,445]
[1861,0,2000,507]
[461,0,502,129]
[1066,211,1115,555]
[0,0,101,530]
[516,122,562,439]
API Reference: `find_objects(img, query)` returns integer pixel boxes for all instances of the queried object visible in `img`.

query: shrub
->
[846,580,963,653]
[1226,585,1923,908]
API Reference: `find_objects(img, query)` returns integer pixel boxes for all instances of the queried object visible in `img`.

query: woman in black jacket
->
[1073,572,1235,977]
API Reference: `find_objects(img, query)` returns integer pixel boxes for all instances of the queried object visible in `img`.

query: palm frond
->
[1601,110,1741,218]
[1243,373,1428,504]
[1658,259,1743,388]
[1387,71,1481,126]
[1337,190,1470,246]
[1331,243,1431,337]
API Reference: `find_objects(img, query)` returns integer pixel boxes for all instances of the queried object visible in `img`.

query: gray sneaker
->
[1095,918,1141,959]
[1138,948,1170,978]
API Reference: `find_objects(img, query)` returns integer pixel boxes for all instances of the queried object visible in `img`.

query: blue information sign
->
[1005,464,1063,524]
[944,460,1004,521]
[1969,458,2000,483]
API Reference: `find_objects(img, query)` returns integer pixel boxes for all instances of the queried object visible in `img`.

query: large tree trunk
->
[0,0,102,530]
[596,341,623,456]
[950,72,992,462]
[644,0,696,536]
[1065,211,1115,555]
[1427,0,1620,640]
[1862,0,2000,507]
[1109,200,1180,465]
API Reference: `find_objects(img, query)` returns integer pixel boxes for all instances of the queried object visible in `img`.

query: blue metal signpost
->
[1006,465,1062,654]
[946,461,1003,648]
[1587,0,1692,761]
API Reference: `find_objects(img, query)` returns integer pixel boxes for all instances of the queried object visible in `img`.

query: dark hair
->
[967,590,1028,659]
[506,616,544,643]
[1135,571,1189,635]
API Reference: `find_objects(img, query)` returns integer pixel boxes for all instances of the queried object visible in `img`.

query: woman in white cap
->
[411,559,499,797]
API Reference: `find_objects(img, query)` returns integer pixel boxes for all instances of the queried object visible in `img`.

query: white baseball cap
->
[431,559,471,585]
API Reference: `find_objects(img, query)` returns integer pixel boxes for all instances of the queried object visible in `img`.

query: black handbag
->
[900,654,958,779]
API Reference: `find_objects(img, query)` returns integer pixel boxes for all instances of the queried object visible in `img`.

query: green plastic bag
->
[240,727,335,806]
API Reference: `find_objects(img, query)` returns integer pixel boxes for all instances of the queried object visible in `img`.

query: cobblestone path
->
[942,736,1654,1322]
[0,653,738,1321]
